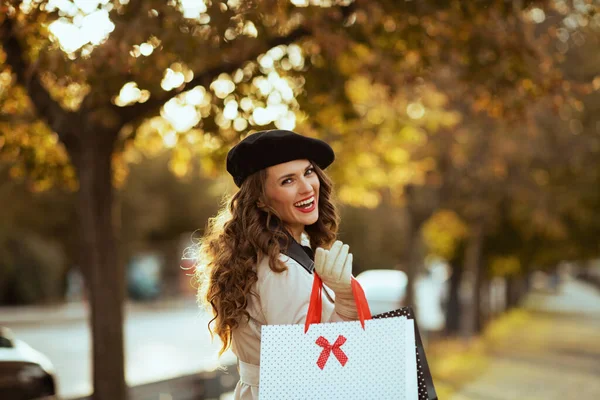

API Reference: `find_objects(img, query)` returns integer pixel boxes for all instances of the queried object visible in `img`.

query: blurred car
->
[355,269,408,315]
[127,252,163,301]
[357,266,450,335]
[0,326,57,400]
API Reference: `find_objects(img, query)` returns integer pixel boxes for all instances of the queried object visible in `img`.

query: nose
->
[299,176,313,194]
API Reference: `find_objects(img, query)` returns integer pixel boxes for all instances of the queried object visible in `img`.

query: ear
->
[256,200,266,209]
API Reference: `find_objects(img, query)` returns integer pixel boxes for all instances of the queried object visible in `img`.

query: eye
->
[281,178,293,186]
[305,167,315,176]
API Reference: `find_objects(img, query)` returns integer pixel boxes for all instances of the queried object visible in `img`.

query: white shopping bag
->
[259,274,419,400]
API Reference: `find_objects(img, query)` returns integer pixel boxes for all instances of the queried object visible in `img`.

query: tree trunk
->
[476,276,488,333]
[403,183,439,309]
[515,275,527,305]
[404,214,421,309]
[445,260,462,336]
[459,221,484,339]
[506,276,519,309]
[72,129,126,400]
[505,277,513,309]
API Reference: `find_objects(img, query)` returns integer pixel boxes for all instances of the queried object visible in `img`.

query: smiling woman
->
[192,129,359,400]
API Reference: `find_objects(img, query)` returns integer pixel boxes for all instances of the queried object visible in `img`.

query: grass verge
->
[426,309,532,398]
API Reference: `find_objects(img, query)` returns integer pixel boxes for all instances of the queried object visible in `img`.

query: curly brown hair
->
[193,163,339,355]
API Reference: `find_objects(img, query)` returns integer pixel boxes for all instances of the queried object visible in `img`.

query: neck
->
[285,225,304,243]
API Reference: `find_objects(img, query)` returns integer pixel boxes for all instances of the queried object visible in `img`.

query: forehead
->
[266,159,311,179]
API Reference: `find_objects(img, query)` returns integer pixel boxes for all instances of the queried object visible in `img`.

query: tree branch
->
[0,16,78,150]
[0,113,37,124]
[114,26,312,127]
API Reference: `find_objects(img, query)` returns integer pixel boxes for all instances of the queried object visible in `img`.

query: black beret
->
[226,129,335,187]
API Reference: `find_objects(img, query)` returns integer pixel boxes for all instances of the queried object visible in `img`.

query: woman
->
[194,129,358,400]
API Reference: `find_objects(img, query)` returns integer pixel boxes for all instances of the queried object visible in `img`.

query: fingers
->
[324,241,343,271]
[341,253,353,281]
[318,240,352,282]
[325,241,349,278]
[314,247,326,269]
[334,244,349,275]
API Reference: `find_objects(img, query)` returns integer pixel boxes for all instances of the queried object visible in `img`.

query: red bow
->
[315,335,348,370]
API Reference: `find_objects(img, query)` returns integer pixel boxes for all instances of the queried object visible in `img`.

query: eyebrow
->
[278,163,314,181]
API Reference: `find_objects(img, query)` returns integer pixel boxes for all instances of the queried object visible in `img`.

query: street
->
[3,279,599,400]
[5,301,236,399]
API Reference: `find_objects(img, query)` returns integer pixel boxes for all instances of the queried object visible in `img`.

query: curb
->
[0,298,198,327]
[67,365,240,400]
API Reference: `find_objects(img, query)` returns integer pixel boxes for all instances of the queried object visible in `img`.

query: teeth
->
[294,196,314,207]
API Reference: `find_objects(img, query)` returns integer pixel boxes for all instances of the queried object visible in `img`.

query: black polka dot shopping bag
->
[372,308,438,400]
[258,273,437,399]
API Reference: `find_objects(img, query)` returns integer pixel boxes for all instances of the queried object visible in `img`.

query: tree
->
[1,1,320,398]
[1,0,598,397]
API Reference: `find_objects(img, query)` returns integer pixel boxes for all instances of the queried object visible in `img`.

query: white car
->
[0,327,57,400]
[355,269,408,315]
[356,267,448,332]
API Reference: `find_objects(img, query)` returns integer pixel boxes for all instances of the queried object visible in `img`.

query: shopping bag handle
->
[304,273,372,333]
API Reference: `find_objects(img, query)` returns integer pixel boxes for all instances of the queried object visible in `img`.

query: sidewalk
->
[448,278,600,400]
[0,296,198,326]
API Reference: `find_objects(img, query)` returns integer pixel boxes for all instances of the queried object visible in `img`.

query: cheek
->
[312,177,320,193]
[266,187,295,209]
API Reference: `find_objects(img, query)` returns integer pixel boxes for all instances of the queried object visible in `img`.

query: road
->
[5,301,236,399]
[6,278,597,399]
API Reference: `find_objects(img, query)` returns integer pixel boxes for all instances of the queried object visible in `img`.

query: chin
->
[304,211,319,225]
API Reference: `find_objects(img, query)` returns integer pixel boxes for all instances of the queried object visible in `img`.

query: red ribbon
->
[305,274,372,333]
[315,335,348,370]
[305,273,324,333]
[351,277,372,329]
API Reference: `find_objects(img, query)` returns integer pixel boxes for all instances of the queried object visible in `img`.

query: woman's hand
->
[314,240,353,296]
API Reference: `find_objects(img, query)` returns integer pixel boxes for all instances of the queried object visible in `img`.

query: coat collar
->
[278,231,314,274]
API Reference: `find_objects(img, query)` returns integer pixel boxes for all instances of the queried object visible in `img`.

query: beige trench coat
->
[230,250,357,400]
